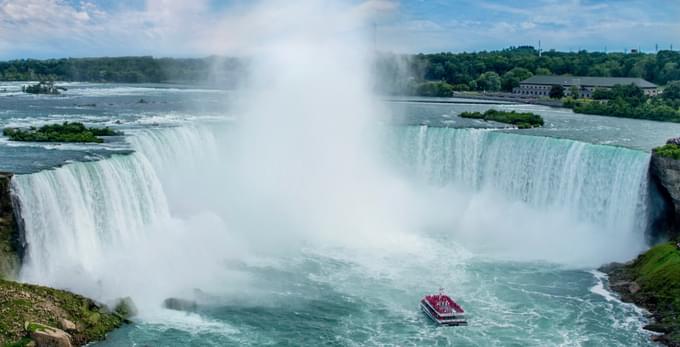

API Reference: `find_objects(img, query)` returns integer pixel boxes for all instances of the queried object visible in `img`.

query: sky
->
[0,0,679,59]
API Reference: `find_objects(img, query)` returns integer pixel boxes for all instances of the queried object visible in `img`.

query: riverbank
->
[0,279,126,346]
[601,242,680,346]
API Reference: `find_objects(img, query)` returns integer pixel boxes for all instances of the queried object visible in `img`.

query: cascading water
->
[11,122,654,294]
[391,125,650,233]
[12,150,170,291]
[385,125,651,264]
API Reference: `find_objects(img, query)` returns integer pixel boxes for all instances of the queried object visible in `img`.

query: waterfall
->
[388,125,651,242]
[12,143,171,286]
[10,123,654,294]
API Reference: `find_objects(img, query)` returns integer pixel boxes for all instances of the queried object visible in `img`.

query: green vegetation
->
[413,81,455,97]
[654,144,680,159]
[376,47,680,95]
[3,122,122,143]
[459,109,544,129]
[631,243,680,344]
[0,56,244,84]
[563,84,680,122]
[549,85,565,99]
[0,279,124,346]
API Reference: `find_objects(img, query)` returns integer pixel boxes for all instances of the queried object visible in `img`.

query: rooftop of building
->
[520,75,657,88]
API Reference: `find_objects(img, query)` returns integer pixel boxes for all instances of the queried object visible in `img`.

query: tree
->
[592,88,611,100]
[415,81,454,97]
[535,67,551,75]
[569,85,581,98]
[662,81,680,100]
[476,71,501,92]
[501,67,533,91]
[549,85,565,99]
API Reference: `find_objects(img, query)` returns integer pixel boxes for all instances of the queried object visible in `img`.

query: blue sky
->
[1,0,679,59]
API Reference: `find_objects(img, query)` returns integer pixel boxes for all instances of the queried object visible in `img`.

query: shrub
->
[654,144,680,159]
[459,109,544,128]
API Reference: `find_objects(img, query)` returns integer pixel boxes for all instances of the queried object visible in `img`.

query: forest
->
[375,46,680,94]
[0,56,245,85]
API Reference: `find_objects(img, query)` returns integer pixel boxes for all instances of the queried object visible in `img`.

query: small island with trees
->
[459,109,544,129]
[3,122,122,143]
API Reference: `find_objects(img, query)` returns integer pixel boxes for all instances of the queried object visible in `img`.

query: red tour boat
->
[420,289,467,326]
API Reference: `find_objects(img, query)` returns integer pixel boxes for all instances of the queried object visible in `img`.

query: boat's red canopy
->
[425,294,464,314]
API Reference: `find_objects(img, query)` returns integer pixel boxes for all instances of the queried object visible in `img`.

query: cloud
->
[0,0,679,58]
[0,0,397,58]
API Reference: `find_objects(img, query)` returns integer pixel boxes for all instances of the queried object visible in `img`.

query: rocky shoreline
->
[600,242,680,346]
[0,279,128,347]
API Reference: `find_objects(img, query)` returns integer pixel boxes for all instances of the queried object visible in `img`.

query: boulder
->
[163,297,198,312]
[25,322,72,347]
[59,319,76,332]
[113,297,137,318]
[629,281,641,294]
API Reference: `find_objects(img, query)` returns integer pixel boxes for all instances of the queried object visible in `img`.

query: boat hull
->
[420,302,467,326]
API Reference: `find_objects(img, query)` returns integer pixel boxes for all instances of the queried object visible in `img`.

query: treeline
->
[376,46,680,94]
[564,82,680,122]
[0,56,245,84]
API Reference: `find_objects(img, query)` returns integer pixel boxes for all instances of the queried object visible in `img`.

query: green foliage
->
[549,85,565,99]
[592,88,611,100]
[535,67,551,75]
[630,242,680,343]
[3,122,122,143]
[663,81,680,100]
[565,91,680,122]
[569,85,581,98]
[459,109,544,128]
[0,279,124,346]
[414,81,454,97]
[654,144,680,159]
[475,71,501,91]
[377,47,680,95]
[0,56,244,83]
[501,67,533,91]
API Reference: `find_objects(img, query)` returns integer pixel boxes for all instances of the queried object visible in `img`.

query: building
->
[513,76,659,98]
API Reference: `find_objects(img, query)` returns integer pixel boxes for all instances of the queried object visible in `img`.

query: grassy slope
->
[0,279,123,346]
[627,242,680,345]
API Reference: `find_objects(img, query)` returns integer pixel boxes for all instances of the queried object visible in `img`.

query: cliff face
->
[650,153,680,238]
[0,173,22,279]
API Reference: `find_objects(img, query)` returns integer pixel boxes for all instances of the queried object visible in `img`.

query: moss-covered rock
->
[601,242,680,346]
[0,280,124,346]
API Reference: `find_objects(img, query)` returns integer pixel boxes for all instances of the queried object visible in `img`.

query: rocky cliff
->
[0,172,22,279]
